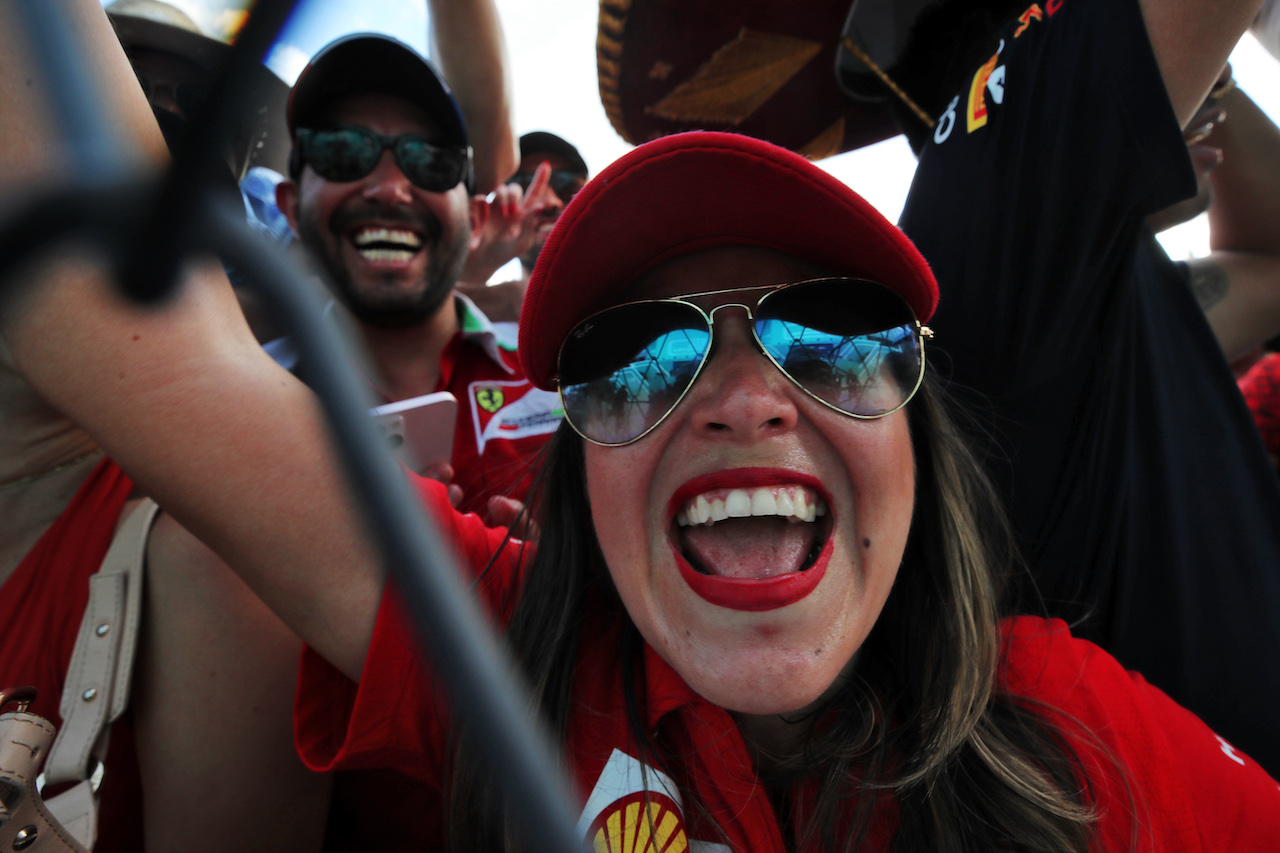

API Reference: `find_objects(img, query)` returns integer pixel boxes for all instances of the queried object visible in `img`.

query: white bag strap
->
[41,498,158,848]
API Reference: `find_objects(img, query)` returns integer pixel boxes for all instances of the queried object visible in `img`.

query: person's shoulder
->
[997,616,1150,725]
[999,615,1280,847]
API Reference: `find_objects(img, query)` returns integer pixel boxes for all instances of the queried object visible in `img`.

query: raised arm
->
[428,0,519,193]
[0,0,380,681]
[1186,83,1280,359]
[1138,0,1264,126]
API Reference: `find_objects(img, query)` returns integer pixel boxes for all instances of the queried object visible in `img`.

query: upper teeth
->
[676,486,827,527]
[352,228,421,249]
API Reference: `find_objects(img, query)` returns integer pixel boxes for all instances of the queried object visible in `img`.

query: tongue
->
[681,517,817,579]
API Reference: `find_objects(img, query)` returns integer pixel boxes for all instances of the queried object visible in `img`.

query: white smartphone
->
[369,391,458,475]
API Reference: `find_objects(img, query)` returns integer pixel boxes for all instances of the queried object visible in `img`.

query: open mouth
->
[668,473,834,612]
[350,226,424,263]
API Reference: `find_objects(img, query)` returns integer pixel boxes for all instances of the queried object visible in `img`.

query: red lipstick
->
[669,468,833,612]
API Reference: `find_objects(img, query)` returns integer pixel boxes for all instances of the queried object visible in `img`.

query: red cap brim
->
[519,131,937,390]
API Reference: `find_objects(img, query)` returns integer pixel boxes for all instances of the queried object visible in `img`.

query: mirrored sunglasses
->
[295,126,471,193]
[556,277,931,447]
[508,169,586,203]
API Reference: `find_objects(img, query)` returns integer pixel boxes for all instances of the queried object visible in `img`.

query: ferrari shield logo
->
[475,386,505,413]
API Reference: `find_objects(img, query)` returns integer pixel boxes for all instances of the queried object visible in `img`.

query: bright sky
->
[113,0,1279,262]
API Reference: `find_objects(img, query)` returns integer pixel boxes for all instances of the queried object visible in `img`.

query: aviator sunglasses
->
[508,169,587,203]
[294,126,472,192]
[556,277,932,446]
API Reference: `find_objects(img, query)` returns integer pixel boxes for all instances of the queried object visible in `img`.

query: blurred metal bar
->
[199,196,588,852]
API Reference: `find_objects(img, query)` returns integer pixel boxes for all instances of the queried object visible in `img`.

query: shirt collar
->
[455,291,518,375]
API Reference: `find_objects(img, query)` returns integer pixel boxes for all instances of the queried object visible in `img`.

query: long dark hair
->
[447,373,1098,852]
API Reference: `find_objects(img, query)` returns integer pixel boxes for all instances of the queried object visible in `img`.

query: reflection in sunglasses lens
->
[560,302,711,445]
[559,280,924,445]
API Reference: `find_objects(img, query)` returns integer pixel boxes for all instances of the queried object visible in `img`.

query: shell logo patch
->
[475,386,505,414]
[588,792,688,853]
[577,750,729,853]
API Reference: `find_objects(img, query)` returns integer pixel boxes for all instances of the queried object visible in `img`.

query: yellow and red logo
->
[966,54,997,132]
[587,791,689,853]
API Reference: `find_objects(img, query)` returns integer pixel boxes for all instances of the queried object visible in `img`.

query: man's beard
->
[298,204,470,328]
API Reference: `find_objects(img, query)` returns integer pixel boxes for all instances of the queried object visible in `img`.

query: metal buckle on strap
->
[0,685,37,713]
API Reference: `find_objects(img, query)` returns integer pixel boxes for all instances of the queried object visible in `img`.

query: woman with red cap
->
[289,131,1280,851]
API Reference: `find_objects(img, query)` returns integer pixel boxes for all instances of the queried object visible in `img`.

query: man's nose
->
[361,150,415,205]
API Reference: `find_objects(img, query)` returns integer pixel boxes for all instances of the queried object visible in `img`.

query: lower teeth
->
[359,248,414,262]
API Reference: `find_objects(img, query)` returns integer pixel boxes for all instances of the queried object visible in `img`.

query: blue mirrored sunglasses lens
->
[559,302,711,445]
[755,280,921,416]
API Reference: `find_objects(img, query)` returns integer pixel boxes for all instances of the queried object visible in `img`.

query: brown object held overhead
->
[597,0,899,159]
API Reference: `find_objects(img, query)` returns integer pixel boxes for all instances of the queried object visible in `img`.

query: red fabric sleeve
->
[1239,352,1280,462]
[1000,617,1280,851]
[293,474,528,780]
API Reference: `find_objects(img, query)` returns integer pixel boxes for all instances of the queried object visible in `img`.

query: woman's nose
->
[682,311,800,440]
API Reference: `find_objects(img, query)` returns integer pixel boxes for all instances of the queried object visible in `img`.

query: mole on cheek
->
[863,538,871,549]
[812,648,823,657]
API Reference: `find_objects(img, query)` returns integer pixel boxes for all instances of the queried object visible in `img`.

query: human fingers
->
[519,161,553,215]
[487,183,523,223]
[421,460,456,484]
[486,495,539,541]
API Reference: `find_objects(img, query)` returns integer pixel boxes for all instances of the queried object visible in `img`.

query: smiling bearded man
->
[275,35,561,524]
[271,32,564,853]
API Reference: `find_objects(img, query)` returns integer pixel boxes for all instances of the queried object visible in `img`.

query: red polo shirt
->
[266,295,562,517]
[423,294,561,516]
[295,476,1280,851]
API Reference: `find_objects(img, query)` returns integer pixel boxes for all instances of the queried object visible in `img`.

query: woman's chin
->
[679,655,846,718]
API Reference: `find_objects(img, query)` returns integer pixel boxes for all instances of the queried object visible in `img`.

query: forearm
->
[429,0,518,193]
[1137,0,1263,126]
[1205,86,1280,253]
[3,252,382,680]
[1196,253,1280,360]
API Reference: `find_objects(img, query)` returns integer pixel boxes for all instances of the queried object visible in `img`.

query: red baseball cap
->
[519,131,938,391]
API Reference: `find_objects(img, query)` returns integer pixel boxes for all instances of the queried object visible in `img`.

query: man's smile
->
[350,226,423,264]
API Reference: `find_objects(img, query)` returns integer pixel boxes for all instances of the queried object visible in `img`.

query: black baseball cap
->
[288,34,474,189]
[519,131,588,176]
